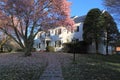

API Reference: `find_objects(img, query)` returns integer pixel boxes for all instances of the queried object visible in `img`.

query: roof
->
[72,15,86,23]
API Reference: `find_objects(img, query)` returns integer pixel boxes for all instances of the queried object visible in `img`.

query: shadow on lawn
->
[85,54,120,63]
[62,54,120,80]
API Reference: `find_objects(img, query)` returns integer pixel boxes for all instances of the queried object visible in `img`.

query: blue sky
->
[69,0,105,16]
[68,0,120,30]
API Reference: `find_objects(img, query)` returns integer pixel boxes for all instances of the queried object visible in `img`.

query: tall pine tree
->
[99,11,118,55]
[83,8,101,54]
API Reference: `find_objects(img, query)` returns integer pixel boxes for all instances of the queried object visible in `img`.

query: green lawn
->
[60,54,120,80]
[0,53,47,80]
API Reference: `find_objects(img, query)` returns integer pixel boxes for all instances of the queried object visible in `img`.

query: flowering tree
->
[0,0,74,56]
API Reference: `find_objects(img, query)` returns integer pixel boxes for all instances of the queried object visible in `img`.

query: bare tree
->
[103,0,120,20]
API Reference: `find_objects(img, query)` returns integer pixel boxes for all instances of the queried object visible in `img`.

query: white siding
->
[73,22,83,41]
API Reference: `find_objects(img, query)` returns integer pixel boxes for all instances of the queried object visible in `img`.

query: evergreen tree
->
[99,11,119,54]
[83,8,102,54]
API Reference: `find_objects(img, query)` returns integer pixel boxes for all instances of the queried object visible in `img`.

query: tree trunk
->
[95,39,99,54]
[24,47,32,56]
[24,40,33,57]
[106,40,109,55]
[0,46,3,52]
[105,30,108,55]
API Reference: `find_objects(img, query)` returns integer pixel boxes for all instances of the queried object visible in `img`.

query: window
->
[116,47,120,51]
[42,40,45,44]
[58,29,61,34]
[39,43,41,48]
[58,41,61,47]
[55,41,57,47]
[76,39,79,42]
[67,30,69,33]
[46,41,50,47]
[38,43,41,48]
[72,39,79,42]
[55,30,58,35]
[40,33,42,38]
[48,31,50,36]
[55,41,61,47]
[75,26,79,32]
[45,33,47,37]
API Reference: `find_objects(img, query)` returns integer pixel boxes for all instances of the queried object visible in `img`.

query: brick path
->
[39,53,64,80]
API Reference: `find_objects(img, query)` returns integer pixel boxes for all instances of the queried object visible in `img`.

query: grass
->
[0,65,45,80]
[60,53,120,80]
[0,52,120,80]
[0,52,48,80]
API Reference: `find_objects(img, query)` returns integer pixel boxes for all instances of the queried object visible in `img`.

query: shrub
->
[16,49,23,52]
[7,47,12,52]
[62,43,73,53]
[31,48,36,52]
[63,41,88,53]
[46,46,55,52]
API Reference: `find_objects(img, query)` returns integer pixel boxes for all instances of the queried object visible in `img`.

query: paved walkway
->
[39,54,64,80]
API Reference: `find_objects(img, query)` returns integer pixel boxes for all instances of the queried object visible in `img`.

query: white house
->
[34,16,114,55]
[34,26,73,51]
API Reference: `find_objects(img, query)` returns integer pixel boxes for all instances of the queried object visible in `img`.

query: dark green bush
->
[63,41,88,53]
[0,46,12,53]
[31,48,36,52]
[62,43,73,53]
[46,46,55,52]
[16,49,23,52]
[7,47,12,52]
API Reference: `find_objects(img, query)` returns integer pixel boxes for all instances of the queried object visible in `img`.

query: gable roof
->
[72,15,86,23]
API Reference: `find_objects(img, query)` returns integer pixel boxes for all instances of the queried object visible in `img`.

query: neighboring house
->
[34,16,115,55]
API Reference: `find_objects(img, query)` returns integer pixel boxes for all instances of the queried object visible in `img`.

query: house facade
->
[34,26,74,51]
[34,16,115,55]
